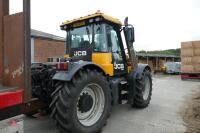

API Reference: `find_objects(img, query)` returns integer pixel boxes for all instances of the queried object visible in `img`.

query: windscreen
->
[67,23,108,52]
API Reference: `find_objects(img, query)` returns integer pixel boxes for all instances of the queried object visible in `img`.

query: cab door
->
[106,25,127,75]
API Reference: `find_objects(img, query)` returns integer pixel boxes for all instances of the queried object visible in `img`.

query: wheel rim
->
[77,83,105,127]
[142,76,151,100]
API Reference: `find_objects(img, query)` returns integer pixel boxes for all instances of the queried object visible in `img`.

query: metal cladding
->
[0,0,31,103]
[3,13,25,89]
[0,0,9,84]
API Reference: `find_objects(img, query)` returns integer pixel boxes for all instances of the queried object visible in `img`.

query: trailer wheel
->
[50,69,111,133]
[133,70,152,108]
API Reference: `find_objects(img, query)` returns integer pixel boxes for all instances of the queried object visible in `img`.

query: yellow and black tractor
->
[32,11,152,133]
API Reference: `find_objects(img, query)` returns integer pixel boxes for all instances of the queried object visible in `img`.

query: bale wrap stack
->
[181,41,200,73]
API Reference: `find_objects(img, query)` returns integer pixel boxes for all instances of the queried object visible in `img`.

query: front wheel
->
[50,69,111,133]
[133,71,152,108]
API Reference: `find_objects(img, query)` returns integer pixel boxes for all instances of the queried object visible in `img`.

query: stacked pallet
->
[181,41,200,73]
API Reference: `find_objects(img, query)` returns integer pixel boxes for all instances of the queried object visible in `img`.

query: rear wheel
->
[133,70,152,108]
[50,69,111,133]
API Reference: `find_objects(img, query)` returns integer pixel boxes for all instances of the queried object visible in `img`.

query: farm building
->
[31,29,65,63]
[137,53,180,72]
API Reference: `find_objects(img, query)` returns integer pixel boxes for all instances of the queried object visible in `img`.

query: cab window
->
[94,24,107,52]
[106,25,123,64]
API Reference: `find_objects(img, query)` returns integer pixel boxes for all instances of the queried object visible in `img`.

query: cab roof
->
[61,11,122,27]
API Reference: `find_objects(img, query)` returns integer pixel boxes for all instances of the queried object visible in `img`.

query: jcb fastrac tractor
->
[31,11,152,133]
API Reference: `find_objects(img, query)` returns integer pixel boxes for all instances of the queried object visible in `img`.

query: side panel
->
[0,90,23,109]
[92,53,113,76]
[63,53,114,76]
[3,13,25,89]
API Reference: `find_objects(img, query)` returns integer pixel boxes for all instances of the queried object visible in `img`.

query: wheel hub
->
[77,83,105,127]
[78,93,94,113]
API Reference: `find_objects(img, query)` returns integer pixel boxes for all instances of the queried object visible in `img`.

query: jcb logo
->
[114,64,124,70]
[74,51,87,56]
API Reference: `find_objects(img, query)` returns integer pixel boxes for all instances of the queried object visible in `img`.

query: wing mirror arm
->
[123,17,137,69]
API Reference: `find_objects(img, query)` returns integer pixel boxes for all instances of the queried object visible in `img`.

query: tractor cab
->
[60,11,135,76]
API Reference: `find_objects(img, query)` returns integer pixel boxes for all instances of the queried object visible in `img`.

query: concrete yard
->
[23,75,200,133]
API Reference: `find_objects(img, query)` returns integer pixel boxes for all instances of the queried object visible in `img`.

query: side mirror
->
[125,26,135,43]
[124,17,135,43]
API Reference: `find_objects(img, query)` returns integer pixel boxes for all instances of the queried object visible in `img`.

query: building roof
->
[31,29,65,42]
[136,53,180,58]
[61,10,122,27]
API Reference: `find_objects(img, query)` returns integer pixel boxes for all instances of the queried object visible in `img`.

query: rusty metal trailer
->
[0,0,46,123]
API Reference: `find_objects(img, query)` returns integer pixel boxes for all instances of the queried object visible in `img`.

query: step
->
[120,81,127,85]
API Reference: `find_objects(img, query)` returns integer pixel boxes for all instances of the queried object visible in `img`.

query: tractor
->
[32,11,152,133]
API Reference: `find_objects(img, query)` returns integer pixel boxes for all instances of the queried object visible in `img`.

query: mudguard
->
[132,63,151,79]
[52,61,106,81]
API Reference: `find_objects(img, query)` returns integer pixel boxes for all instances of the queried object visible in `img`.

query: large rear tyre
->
[50,69,111,133]
[133,71,152,108]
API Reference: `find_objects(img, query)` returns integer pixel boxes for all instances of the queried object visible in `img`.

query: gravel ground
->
[183,85,200,133]
[23,75,200,133]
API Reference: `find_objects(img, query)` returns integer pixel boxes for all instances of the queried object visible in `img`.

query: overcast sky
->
[10,0,200,51]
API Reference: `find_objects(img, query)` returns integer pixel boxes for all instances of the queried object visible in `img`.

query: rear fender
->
[52,61,106,82]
